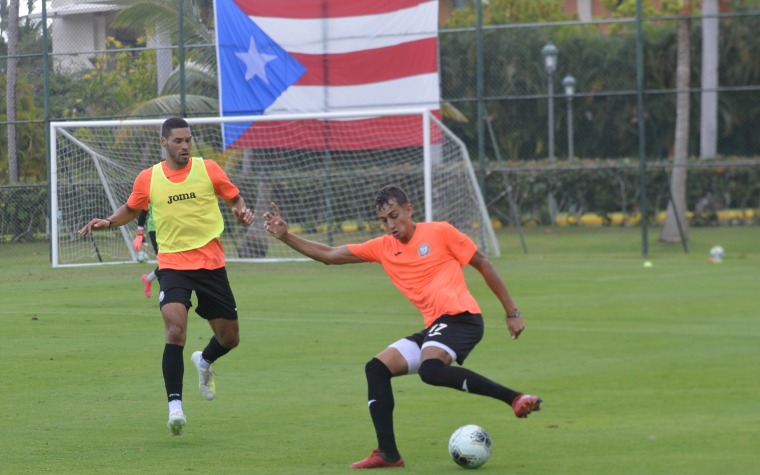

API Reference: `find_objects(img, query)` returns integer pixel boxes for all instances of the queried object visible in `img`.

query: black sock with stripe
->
[418,358,521,404]
[365,358,401,460]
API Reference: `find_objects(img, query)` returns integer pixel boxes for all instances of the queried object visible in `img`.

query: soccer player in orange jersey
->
[79,118,254,437]
[264,185,541,469]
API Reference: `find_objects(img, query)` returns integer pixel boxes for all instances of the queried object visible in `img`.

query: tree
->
[446,0,568,27]
[602,0,694,243]
[660,0,693,244]
[110,0,217,112]
[5,0,19,183]
[69,36,158,118]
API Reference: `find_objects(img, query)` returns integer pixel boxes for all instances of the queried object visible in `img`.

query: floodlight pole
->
[562,75,576,160]
[476,1,486,197]
[542,43,558,160]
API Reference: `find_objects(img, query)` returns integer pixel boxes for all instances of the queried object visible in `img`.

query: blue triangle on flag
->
[215,0,306,148]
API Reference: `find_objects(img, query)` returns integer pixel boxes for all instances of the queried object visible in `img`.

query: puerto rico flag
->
[214,0,440,149]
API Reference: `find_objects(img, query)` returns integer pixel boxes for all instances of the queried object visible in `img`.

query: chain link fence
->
[1,3,759,264]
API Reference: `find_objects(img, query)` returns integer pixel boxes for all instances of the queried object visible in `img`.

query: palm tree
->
[660,0,692,244]
[110,0,218,117]
[5,0,19,183]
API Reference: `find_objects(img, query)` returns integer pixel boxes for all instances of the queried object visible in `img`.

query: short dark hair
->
[374,185,410,210]
[161,117,189,138]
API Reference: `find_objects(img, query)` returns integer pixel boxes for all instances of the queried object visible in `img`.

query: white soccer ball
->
[136,250,147,263]
[709,245,725,261]
[448,424,492,469]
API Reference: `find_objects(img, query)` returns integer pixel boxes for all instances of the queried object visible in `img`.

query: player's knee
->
[164,325,187,346]
[365,358,391,379]
[221,334,239,349]
[418,359,447,386]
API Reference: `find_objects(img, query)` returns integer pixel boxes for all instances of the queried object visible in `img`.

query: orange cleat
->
[141,273,152,298]
[512,394,543,418]
[350,449,405,469]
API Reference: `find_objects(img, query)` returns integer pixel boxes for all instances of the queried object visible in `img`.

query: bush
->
[0,184,48,242]
[484,157,760,226]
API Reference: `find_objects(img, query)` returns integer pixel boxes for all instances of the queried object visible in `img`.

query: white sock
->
[148,270,157,281]
[169,400,183,415]
[197,355,211,370]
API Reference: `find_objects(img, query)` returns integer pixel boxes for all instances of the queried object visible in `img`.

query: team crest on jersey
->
[418,243,431,257]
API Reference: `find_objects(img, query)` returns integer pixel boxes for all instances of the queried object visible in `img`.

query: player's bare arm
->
[263,202,363,265]
[226,194,254,226]
[78,204,141,237]
[468,250,525,340]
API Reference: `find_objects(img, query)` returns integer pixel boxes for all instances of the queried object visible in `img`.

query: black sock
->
[201,335,231,364]
[162,343,184,402]
[365,358,401,460]
[418,359,521,404]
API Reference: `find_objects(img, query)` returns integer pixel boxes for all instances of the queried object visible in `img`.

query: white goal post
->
[50,108,499,267]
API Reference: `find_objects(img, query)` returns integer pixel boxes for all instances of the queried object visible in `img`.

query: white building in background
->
[36,0,123,74]
[31,0,172,92]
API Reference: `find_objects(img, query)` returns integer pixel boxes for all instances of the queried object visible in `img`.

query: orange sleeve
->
[126,168,153,211]
[442,223,478,266]
[204,159,240,201]
[346,236,384,263]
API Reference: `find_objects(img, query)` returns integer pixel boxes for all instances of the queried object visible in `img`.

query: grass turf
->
[1,226,758,474]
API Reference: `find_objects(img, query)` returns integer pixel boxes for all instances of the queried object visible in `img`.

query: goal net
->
[50,109,499,267]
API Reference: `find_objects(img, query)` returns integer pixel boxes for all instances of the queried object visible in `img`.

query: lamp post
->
[562,75,576,160]
[541,43,558,160]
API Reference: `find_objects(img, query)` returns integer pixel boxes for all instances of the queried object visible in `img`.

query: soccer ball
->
[136,250,148,263]
[448,424,492,469]
[709,245,725,262]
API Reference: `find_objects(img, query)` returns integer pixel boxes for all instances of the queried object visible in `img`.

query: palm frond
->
[110,0,213,45]
[123,94,218,118]
[160,62,217,95]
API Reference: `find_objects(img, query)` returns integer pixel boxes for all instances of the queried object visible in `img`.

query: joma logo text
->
[167,192,197,204]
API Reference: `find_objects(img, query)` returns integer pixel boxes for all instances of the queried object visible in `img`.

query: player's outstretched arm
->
[78,204,140,237]
[468,250,525,340]
[263,202,363,265]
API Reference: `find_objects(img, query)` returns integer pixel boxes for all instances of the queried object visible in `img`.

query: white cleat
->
[167,411,186,437]
[191,351,216,400]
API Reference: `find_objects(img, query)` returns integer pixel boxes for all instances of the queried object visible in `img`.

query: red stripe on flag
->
[292,38,437,86]
[234,0,434,19]
[229,112,442,150]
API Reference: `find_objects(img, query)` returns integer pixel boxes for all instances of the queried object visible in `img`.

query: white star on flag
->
[235,36,277,83]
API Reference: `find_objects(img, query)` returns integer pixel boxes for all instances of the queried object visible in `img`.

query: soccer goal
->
[50,109,499,267]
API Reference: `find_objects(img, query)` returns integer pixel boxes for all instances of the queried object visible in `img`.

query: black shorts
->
[405,312,484,365]
[156,267,238,320]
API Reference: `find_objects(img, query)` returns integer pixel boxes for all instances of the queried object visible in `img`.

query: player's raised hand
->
[263,202,288,238]
[78,218,112,237]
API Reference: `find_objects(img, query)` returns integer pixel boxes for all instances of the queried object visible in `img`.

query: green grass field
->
[1,226,758,474]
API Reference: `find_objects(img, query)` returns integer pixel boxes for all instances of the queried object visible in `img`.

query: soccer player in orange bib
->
[79,118,254,437]
[264,185,541,469]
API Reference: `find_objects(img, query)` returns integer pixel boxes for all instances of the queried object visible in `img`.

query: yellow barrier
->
[298,208,758,233]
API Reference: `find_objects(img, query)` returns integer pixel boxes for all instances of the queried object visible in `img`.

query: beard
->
[167,147,190,166]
